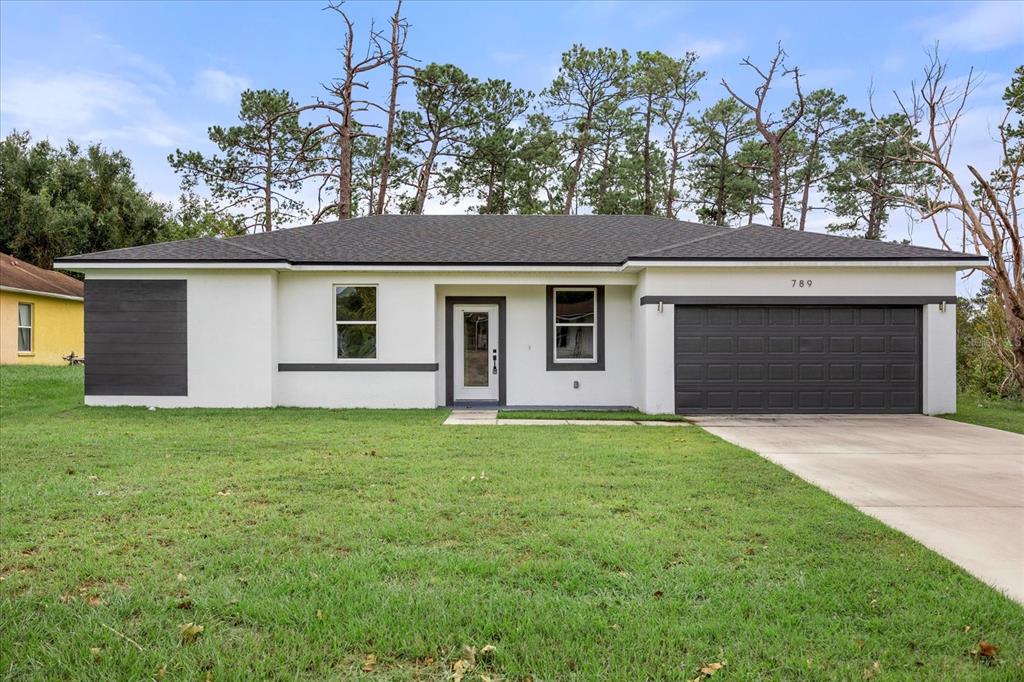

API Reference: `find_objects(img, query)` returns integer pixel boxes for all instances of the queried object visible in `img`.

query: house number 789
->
[791,279,813,288]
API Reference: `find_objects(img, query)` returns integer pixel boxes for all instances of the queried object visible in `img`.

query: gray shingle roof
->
[56,215,985,266]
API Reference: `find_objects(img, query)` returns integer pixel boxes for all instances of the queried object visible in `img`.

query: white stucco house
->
[54,215,987,414]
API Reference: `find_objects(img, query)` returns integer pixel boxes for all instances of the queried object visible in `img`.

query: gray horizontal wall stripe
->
[278,363,439,372]
[641,295,957,306]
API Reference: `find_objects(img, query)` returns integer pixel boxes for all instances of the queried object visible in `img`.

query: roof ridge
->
[629,225,745,258]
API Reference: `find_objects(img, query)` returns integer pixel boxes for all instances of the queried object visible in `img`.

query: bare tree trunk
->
[375,0,405,215]
[665,138,679,219]
[414,139,439,213]
[562,107,594,214]
[722,44,804,228]
[642,95,653,215]
[264,127,274,232]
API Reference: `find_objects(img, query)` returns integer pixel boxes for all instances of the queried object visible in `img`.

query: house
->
[53,215,987,414]
[1,252,85,365]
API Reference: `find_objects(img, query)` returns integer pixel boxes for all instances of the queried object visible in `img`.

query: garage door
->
[674,305,921,414]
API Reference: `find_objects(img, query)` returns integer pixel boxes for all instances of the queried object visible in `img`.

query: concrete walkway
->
[443,409,688,427]
[690,414,1024,603]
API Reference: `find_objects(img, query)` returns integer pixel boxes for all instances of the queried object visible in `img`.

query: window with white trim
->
[335,285,377,359]
[553,287,596,362]
[17,302,33,353]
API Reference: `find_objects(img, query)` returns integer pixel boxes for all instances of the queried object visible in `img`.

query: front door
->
[453,304,500,402]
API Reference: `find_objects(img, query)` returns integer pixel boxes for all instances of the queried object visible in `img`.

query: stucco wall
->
[435,283,636,408]
[0,291,83,365]
[275,271,437,408]
[83,270,276,407]
[76,264,960,414]
[635,266,958,414]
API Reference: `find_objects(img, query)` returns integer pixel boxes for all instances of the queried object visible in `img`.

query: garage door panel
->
[675,305,921,414]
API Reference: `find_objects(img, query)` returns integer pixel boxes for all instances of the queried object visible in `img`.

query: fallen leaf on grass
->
[88,475,98,481]
[973,640,999,659]
[90,646,102,662]
[862,660,880,679]
[362,653,377,672]
[216,489,232,497]
[176,573,188,582]
[179,622,204,644]
[701,661,725,675]
[451,658,471,682]
[690,660,726,681]
[963,625,972,633]
[480,644,496,658]
[87,595,102,606]
[155,665,167,679]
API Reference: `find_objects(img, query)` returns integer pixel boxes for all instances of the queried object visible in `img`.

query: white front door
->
[453,304,500,402]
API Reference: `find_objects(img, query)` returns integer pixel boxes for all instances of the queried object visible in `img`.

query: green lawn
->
[1,367,1021,680]
[498,409,685,421]
[942,393,1024,434]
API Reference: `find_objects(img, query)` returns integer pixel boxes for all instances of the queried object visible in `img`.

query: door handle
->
[492,349,498,374]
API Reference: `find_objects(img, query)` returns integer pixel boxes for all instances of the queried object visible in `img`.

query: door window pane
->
[337,324,376,359]
[463,311,489,387]
[555,325,594,359]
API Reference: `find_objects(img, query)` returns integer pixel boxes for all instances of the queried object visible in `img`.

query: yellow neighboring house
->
[1,252,84,365]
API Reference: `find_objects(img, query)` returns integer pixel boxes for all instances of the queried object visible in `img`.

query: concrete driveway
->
[690,415,1024,603]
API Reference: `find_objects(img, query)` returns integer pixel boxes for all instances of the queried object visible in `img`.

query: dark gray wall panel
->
[674,304,921,414]
[85,280,187,396]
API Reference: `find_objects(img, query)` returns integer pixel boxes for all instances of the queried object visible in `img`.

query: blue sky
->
[1,0,1021,270]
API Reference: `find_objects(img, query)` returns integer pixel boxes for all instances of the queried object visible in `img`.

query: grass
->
[2,366,1022,680]
[942,393,1024,434]
[497,409,685,421]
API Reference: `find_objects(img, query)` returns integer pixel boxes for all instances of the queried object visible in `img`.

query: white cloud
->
[85,32,176,89]
[919,1,1024,52]
[0,67,187,148]
[194,69,250,104]
[671,35,738,60]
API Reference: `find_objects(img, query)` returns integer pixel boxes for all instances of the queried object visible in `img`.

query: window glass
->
[552,288,596,362]
[555,290,594,323]
[336,286,377,359]
[337,324,376,359]
[555,325,594,359]
[17,303,32,353]
[336,286,376,321]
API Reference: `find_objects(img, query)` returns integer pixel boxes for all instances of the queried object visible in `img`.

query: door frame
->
[445,296,506,406]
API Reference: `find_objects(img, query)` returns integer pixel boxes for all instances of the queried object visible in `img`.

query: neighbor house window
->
[335,285,377,359]
[546,286,605,371]
[17,303,33,353]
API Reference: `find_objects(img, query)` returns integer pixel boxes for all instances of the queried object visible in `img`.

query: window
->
[546,286,605,370]
[17,303,33,353]
[335,285,376,359]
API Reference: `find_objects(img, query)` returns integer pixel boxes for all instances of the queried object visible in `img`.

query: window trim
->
[333,283,378,361]
[546,285,605,371]
[17,302,33,355]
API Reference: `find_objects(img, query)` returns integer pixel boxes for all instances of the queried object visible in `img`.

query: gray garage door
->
[674,305,921,414]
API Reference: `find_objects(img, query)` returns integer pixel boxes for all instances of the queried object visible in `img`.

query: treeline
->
[0,132,188,269]
[167,2,925,240]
